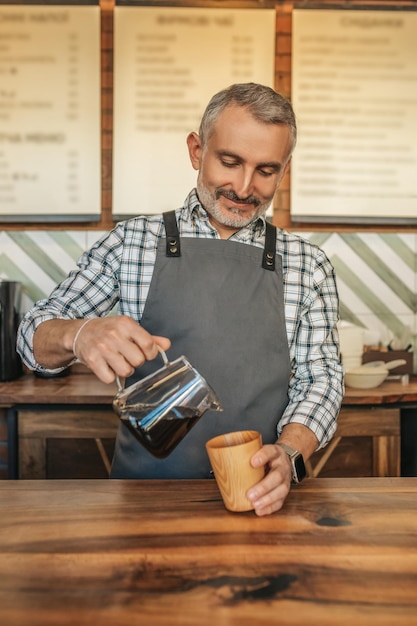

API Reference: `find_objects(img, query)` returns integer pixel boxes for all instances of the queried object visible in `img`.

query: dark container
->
[0,281,23,381]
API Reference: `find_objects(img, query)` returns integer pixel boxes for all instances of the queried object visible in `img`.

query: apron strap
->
[163,210,181,257]
[163,210,277,270]
[262,220,277,271]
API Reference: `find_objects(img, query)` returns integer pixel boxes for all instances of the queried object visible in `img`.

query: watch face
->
[294,454,307,483]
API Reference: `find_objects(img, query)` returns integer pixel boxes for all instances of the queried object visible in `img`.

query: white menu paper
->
[0,3,100,221]
[291,9,417,222]
[113,6,276,218]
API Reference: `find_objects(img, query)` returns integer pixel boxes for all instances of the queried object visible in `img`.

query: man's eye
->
[222,161,238,168]
[259,169,274,177]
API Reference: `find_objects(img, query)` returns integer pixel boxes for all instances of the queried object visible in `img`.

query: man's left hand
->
[246,444,292,516]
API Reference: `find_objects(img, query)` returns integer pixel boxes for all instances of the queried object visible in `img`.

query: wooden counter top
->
[343,377,417,405]
[1,477,416,625]
[1,368,416,480]
[0,366,117,405]
[1,367,417,406]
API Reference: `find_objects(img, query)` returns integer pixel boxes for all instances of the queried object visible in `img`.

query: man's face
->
[187,105,293,234]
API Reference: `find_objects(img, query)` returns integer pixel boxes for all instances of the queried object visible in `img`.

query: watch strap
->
[277,442,306,484]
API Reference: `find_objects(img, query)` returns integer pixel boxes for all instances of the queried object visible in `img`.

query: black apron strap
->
[164,211,276,269]
[262,220,277,271]
[163,211,181,257]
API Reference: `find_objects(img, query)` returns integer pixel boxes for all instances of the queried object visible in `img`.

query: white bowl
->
[344,369,387,389]
[344,359,407,389]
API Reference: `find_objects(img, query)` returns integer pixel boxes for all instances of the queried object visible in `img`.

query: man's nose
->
[234,168,255,199]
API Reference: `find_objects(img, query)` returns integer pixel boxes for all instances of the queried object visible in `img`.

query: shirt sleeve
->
[278,241,344,449]
[16,225,125,372]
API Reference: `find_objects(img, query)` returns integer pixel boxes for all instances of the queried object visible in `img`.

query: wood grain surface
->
[0,367,116,405]
[343,377,417,405]
[2,371,417,406]
[2,373,416,479]
[1,478,417,626]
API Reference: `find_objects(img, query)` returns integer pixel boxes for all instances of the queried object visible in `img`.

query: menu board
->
[291,9,417,223]
[113,6,275,218]
[0,2,100,221]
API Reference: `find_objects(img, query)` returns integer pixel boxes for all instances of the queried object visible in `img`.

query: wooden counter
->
[311,377,417,478]
[0,366,116,405]
[343,377,417,405]
[1,370,417,479]
[2,367,416,407]
[0,367,118,479]
[0,477,416,626]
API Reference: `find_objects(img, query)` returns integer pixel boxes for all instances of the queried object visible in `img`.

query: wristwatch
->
[277,443,307,484]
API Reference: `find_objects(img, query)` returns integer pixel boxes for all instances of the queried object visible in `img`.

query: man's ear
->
[186,132,202,171]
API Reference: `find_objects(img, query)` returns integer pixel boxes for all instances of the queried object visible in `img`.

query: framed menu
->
[0,1,101,222]
[291,9,417,224]
[113,4,276,218]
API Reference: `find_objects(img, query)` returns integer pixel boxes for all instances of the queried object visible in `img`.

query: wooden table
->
[0,478,416,626]
[2,371,417,479]
[344,378,417,405]
[0,366,118,479]
[0,366,116,406]
[308,378,417,478]
[5,367,416,405]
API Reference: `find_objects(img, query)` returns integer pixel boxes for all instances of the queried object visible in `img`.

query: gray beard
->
[196,182,270,229]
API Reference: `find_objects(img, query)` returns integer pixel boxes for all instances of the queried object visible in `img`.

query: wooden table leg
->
[19,436,47,479]
[305,436,342,478]
[373,435,401,477]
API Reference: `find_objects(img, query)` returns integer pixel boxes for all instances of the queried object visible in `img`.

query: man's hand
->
[246,444,292,516]
[246,424,318,516]
[33,316,171,384]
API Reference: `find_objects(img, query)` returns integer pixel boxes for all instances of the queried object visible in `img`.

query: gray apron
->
[111,211,291,478]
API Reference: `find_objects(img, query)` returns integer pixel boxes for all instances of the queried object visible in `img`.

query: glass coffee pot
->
[113,348,222,458]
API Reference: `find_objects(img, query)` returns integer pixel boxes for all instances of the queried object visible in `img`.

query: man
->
[17,83,344,516]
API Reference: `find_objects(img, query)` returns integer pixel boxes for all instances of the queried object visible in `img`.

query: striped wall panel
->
[1,229,416,361]
[305,232,416,351]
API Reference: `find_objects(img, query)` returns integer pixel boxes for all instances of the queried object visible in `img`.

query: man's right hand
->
[33,316,171,384]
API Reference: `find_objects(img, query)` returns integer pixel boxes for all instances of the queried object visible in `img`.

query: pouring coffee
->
[112,347,223,458]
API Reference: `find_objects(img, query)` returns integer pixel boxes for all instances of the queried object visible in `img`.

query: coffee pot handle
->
[115,345,169,392]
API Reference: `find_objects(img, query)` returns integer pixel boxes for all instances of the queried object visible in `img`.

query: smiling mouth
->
[216,189,259,208]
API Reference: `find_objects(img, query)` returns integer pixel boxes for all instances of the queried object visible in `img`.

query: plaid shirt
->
[18,189,344,448]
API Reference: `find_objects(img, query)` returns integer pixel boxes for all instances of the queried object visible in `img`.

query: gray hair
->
[198,83,297,152]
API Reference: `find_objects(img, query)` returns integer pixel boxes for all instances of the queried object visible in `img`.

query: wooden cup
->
[205,430,264,512]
